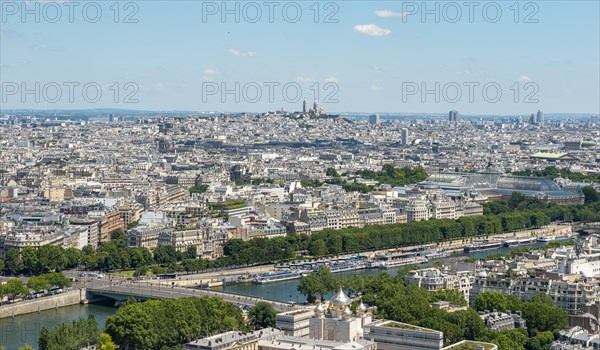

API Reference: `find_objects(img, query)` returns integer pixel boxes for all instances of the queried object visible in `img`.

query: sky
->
[1,0,599,115]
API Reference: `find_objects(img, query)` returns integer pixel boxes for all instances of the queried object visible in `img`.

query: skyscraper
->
[401,128,409,145]
[303,99,308,113]
[591,115,598,125]
[536,110,544,124]
[369,114,380,125]
[449,111,458,123]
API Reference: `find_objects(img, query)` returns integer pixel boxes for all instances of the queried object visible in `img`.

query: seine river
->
[0,242,549,349]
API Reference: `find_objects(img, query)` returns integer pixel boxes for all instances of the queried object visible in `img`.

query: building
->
[187,287,496,350]
[536,110,544,125]
[405,268,474,301]
[184,331,259,350]
[401,128,409,146]
[369,114,380,125]
[275,309,314,336]
[366,320,443,350]
[449,111,458,123]
[405,199,430,222]
[479,311,526,331]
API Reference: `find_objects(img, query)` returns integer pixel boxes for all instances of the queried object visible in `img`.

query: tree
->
[4,249,23,275]
[582,186,599,204]
[65,248,83,268]
[473,292,523,313]
[133,266,149,277]
[522,294,568,335]
[308,239,327,256]
[27,275,49,292]
[43,272,72,288]
[99,333,117,350]
[5,279,29,300]
[21,247,38,274]
[105,297,246,349]
[38,315,100,350]
[153,245,179,264]
[326,167,340,177]
[297,268,336,302]
[18,345,34,350]
[526,331,554,350]
[0,259,4,274]
[111,228,125,242]
[248,302,278,329]
[184,246,197,259]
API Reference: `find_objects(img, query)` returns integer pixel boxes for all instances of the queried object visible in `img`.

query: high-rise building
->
[536,110,544,124]
[449,111,458,123]
[529,113,535,124]
[369,114,380,125]
[591,116,599,125]
[108,113,115,123]
[303,99,308,113]
[401,128,409,145]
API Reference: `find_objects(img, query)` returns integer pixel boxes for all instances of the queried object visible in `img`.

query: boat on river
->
[252,270,309,284]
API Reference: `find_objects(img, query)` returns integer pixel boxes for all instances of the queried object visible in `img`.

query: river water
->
[0,241,550,349]
[0,302,115,350]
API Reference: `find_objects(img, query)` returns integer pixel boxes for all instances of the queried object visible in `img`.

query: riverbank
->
[143,224,573,287]
[0,289,87,320]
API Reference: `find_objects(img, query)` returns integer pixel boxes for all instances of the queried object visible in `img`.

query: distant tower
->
[108,113,115,123]
[303,99,308,113]
[401,128,409,145]
[313,99,321,116]
[449,111,458,123]
[536,110,544,125]
[529,113,535,124]
[591,116,599,125]
[369,114,380,125]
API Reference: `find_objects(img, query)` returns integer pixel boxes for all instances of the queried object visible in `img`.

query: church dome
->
[342,306,353,319]
[331,287,351,307]
[357,301,367,314]
[314,303,325,316]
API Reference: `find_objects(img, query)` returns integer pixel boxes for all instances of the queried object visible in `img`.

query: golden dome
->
[314,303,325,316]
[342,306,353,319]
[331,287,351,307]
[357,301,367,314]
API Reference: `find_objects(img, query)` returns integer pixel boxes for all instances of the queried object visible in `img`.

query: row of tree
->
[27,272,71,292]
[223,191,600,267]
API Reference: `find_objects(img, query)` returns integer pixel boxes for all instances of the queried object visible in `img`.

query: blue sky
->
[1,0,599,115]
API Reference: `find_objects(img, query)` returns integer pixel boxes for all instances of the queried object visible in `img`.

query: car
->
[47,287,63,295]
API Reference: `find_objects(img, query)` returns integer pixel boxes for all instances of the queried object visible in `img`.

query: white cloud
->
[296,76,314,83]
[203,68,220,80]
[375,10,410,17]
[519,75,532,82]
[228,48,256,57]
[324,77,338,83]
[353,24,391,37]
[203,68,219,76]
